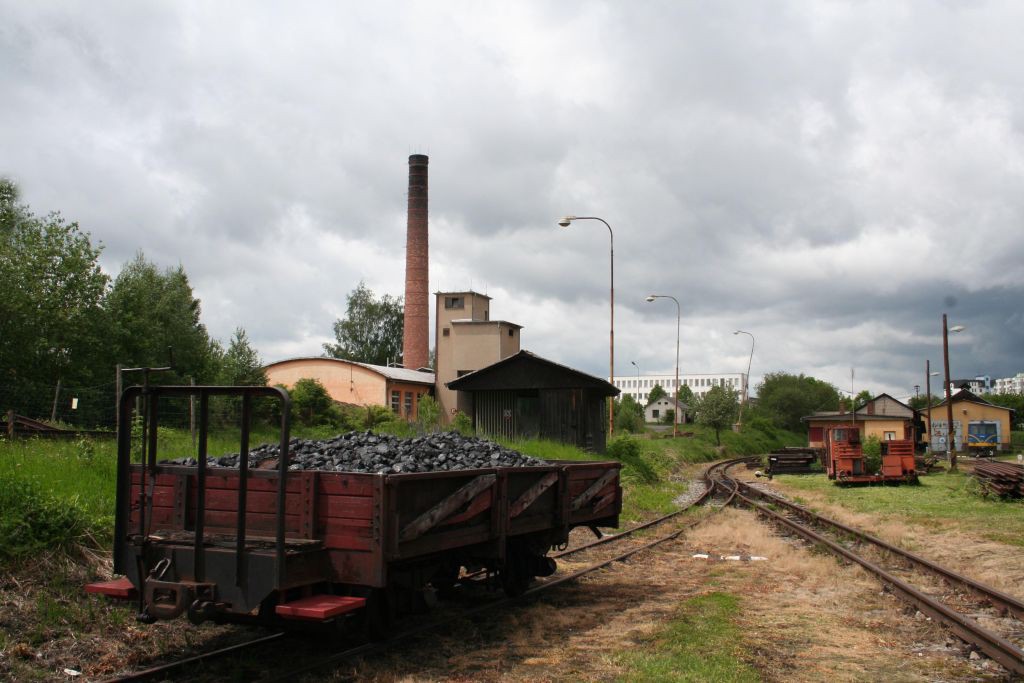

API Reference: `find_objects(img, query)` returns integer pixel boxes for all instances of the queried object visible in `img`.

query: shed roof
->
[263,356,435,385]
[446,350,620,397]
[802,412,911,423]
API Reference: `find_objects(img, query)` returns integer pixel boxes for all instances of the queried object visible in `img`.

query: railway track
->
[710,463,1024,676]
[101,457,751,682]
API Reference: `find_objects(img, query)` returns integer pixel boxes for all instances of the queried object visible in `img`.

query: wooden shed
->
[446,350,619,453]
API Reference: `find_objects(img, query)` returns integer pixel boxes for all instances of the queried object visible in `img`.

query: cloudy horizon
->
[3,1,1022,401]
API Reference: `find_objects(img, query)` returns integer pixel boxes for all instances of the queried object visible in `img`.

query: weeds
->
[615,592,758,682]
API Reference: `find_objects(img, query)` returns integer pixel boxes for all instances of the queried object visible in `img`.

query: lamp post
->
[631,360,640,403]
[645,294,680,438]
[942,315,966,470]
[733,330,755,429]
[559,215,614,437]
[925,364,939,453]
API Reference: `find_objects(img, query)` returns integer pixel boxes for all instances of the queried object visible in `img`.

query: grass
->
[774,470,1024,546]
[614,592,759,682]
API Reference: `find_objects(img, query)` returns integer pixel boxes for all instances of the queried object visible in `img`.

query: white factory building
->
[612,372,747,404]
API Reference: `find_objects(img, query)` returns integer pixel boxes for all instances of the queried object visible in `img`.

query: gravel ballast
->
[161,430,546,474]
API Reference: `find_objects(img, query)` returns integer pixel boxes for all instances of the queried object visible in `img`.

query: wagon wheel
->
[501,551,531,598]
[347,587,395,641]
[429,562,462,599]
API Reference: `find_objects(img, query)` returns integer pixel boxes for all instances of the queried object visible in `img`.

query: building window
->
[404,391,413,416]
[444,296,464,310]
[390,390,400,413]
[884,431,896,441]
[508,328,513,337]
[652,409,660,419]
[442,327,450,337]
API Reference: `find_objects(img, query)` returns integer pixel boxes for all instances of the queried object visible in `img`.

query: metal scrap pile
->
[161,431,546,474]
[972,460,1024,498]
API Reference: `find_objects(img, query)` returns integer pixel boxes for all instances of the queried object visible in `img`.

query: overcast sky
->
[3,1,1022,400]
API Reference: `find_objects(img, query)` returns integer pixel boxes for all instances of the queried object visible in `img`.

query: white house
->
[644,397,688,424]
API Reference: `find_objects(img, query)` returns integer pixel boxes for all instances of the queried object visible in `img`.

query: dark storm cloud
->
[1,1,1021,396]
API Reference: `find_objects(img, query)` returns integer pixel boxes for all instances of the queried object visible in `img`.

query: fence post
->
[190,376,196,452]
[115,363,123,434]
[6,409,14,439]
[50,378,62,423]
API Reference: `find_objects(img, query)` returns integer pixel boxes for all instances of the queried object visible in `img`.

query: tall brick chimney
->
[402,154,429,370]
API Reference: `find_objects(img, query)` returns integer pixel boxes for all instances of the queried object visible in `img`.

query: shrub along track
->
[100,458,752,682]
[711,463,1024,676]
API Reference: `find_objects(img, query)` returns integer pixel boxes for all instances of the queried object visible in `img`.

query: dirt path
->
[330,507,998,682]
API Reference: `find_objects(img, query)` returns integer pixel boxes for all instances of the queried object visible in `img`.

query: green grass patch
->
[0,437,118,556]
[615,592,758,682]
[774,471,1024,546]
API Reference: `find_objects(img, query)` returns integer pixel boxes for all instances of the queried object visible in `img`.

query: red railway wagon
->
[87,385,621,631]
[822,426,916,485]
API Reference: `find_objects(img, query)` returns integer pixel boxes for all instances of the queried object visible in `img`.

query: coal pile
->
[162,431,546,474]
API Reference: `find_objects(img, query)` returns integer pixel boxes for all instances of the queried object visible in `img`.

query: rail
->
[713,464,1024,675]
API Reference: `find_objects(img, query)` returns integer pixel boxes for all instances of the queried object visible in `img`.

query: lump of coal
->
[160,431,545,474]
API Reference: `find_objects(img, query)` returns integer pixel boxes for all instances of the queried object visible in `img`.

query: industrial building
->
[612,372,747,404]
[262,357,434,420]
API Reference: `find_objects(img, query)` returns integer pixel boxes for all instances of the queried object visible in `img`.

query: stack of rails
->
[914,452,939,474]
[765,447,821,475]
[973,461,1024,498]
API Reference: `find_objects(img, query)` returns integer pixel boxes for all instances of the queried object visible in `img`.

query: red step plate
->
[275,595,366,621]
[84,577,137,599]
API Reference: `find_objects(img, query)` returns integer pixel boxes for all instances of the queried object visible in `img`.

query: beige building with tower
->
[433,291,522,420]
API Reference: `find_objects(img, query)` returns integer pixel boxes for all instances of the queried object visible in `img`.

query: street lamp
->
[645,294,680,438]
[630,361,640,402]
[925,364,939,453]
[942,315,966,470]
[734,330,755,429]
[558,215,615,437]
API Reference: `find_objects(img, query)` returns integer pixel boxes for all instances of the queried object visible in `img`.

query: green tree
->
[694,385,739,445]
[982,392,1024,429]
[0,179,109,420]
[614,394,645,433]
[754,372,840,432]
[676,385,695,422]
[216,328,268,386]
[908,394,941,411]
[646,383,666,406]
[106,253,218,383]
[855,389,873,407]
[324,281,404,366]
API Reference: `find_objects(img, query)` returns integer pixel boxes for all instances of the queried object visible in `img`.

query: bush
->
[862,435,882,473]
[0,474,88,559]
[607,436,658,485]
[290,378,339,427]
[451,411,473,436]
[416,395,442,433]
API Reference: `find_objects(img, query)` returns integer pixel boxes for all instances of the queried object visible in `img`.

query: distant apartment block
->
[994,372,1024,395]
[612,372,747,404]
